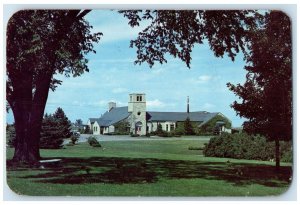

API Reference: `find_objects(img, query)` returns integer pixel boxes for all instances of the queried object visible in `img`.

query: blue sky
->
[7,10,248,127]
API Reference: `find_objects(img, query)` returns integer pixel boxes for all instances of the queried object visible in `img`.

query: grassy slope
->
[6,139,292,196]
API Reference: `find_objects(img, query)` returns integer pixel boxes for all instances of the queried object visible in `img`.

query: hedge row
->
[203,133,292,162]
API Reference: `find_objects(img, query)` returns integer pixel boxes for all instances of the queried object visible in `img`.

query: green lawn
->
[6,139,292,196]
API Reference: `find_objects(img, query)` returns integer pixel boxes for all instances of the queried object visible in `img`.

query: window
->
[166,124,169,131]
[170,124,175,131]
[136,95,142,102]
[137,111,141,116]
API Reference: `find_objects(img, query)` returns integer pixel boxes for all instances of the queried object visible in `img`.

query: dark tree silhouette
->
[6,10,101,163]
[227,11,292,169]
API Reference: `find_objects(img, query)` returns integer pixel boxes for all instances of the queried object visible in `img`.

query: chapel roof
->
[147,111,219,124]
[96,106,130,126]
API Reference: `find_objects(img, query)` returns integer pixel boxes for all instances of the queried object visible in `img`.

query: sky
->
[6,10,248,127]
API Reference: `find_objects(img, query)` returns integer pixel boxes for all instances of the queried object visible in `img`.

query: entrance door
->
[135,121,142,135]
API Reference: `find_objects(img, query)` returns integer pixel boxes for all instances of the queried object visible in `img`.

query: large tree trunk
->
[275,136,280,171]
[12,106,40,163]
[11,73,53,165]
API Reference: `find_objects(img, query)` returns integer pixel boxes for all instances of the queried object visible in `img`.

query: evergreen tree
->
[156,123,163,135]
[53,107,72,139]
[40,108,72,149]
[184,117,195,135]
[84,125,91,134]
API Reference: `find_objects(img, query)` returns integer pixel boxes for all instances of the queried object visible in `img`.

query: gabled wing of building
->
[96,106,130,127]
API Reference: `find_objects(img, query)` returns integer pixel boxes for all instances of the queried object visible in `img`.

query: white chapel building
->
[88,93,231,136]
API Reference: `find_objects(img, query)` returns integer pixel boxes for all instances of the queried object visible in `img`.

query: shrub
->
[6,124,16,147]
[158,131,170,137]
[65,142,75,146]
[130,133,139,137]
[87,136,101,147]
[70,134,79,144]
[188,146,204,150]
[84,126,92,134]
[169,131,182,137]
[203,133,292,162]
[281,150,292,163]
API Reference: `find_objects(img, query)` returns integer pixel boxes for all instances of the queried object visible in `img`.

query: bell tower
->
[128,93,146,135]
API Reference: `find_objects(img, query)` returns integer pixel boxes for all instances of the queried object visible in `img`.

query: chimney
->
[108,102,116,111]
[187,96,190,113]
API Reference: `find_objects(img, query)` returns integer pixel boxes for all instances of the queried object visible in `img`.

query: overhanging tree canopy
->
[120,10,262,67]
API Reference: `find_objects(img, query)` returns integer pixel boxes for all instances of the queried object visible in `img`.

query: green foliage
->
[198,114,231,135]
[70,134,80,145]
[120,10,261,68]
[188,146,204,150]
[227,11,292,141]
[227,11,292,168]
[114,120,130,135]
[6,124,16,148]
[171,119,197,136]
[53,107,72,139]
[40,108,72,149]
[172,123,185,136]
[156,123,163,134]
[87,136,101,147]
[184,117,196,135]
[203,133,292,162]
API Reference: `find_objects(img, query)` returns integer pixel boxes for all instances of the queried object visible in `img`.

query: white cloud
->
[189,75,222,84]
[146,99,177,110]
[194,75,213,84]
[91,21,148,44]
[112,87,128,94]
[201,103,215,110]
[147,99,166,108]
[198,75,212,82]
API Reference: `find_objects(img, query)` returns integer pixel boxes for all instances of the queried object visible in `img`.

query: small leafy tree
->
[156,123,163,134]
[74,119,84,133]
[75,119,83,127]
[84,125,91,134]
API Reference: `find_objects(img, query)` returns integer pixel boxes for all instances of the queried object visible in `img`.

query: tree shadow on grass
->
[7,157,292,187]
